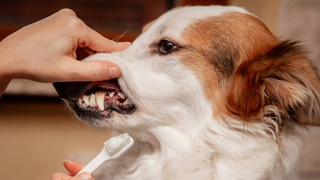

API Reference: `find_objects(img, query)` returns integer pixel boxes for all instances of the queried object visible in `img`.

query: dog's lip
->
[84,79,121,94]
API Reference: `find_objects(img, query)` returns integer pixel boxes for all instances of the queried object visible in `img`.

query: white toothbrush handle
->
[76,147,112,175]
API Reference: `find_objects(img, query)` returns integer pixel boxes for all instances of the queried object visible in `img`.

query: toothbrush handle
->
[76,147,112,175]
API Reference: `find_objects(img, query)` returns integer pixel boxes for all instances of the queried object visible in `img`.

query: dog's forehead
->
[136,6,251,43]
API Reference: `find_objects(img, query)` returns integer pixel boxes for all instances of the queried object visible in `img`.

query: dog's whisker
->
[115,30,130,42]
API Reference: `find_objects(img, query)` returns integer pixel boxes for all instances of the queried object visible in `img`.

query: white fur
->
[80,6,303,180]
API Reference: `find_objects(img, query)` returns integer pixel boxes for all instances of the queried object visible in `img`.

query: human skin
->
[50,160,93,180]
[0,8,130,97]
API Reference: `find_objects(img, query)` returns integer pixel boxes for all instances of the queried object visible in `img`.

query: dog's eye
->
[158,40,176,54]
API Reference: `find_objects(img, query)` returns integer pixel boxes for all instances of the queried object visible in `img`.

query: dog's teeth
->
[118,92,126,99]
[123,98,131,105]
[82,102,87,108]
[83,95,90,106]
[109,92,115,98]
[77,98,83,106]
[95,92,105,111]
[89,94,96,107]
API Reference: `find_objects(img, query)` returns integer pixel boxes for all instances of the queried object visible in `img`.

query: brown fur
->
[179,11,320,126]
[227,40,320,126]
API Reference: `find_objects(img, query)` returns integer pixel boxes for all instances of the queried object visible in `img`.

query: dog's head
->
[53,6,320,138]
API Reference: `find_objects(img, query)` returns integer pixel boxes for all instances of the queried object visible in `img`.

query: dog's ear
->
[226,41,320,126]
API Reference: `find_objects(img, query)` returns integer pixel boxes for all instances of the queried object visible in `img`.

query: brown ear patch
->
[225,41,320,126]
[179,11,279,117]
[178,10,320,126]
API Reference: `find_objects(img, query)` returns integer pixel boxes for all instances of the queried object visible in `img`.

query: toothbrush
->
[76,133,134,175]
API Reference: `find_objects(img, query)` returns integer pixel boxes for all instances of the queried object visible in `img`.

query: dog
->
[53,5,320,180]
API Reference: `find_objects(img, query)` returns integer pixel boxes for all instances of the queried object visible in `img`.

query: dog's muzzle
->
[52,80,136,119]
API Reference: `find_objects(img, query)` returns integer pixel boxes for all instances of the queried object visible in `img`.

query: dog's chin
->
[59,78,137,126]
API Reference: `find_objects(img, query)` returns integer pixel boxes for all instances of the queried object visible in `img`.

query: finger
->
[50,173,72,180]
[85,27,131,53]
[64,160,85,176]
[74,173,94,180]
[51,172,93,180]
[60,58,121,82]
[57,8,77,17]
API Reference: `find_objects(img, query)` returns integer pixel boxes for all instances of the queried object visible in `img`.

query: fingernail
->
[108,67,120,79]
[76,172,92,180]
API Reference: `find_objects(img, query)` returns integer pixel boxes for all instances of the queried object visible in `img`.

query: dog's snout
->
[52,82,91,100]
[52,82,67,98]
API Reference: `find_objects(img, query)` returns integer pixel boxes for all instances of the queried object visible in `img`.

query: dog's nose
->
[52,82,68,99]
[52,82,92,100]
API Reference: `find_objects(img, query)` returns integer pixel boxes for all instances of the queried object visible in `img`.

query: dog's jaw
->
[80,47,219,179]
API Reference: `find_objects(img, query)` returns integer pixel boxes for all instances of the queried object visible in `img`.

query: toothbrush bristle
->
[104,133,133,157]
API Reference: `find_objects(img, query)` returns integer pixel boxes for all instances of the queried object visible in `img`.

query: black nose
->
[52,82,92,100]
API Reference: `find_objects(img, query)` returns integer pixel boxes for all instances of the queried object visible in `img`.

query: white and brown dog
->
[53,6,320,180]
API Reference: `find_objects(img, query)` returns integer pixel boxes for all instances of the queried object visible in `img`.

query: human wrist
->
[0,36,30,82]
[0,41,14,82]
[0,41,9,80]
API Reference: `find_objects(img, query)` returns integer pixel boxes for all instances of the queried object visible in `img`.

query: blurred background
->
[0,0,319,180]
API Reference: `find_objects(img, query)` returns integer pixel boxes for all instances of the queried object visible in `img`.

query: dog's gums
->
[75,79,136,117]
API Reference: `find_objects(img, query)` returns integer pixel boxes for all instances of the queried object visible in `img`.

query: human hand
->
[0,8,130,83]
[51,160,94,180]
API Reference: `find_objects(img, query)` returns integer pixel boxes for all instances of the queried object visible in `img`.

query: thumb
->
[61,58,121,82]
[50,172,93,180]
